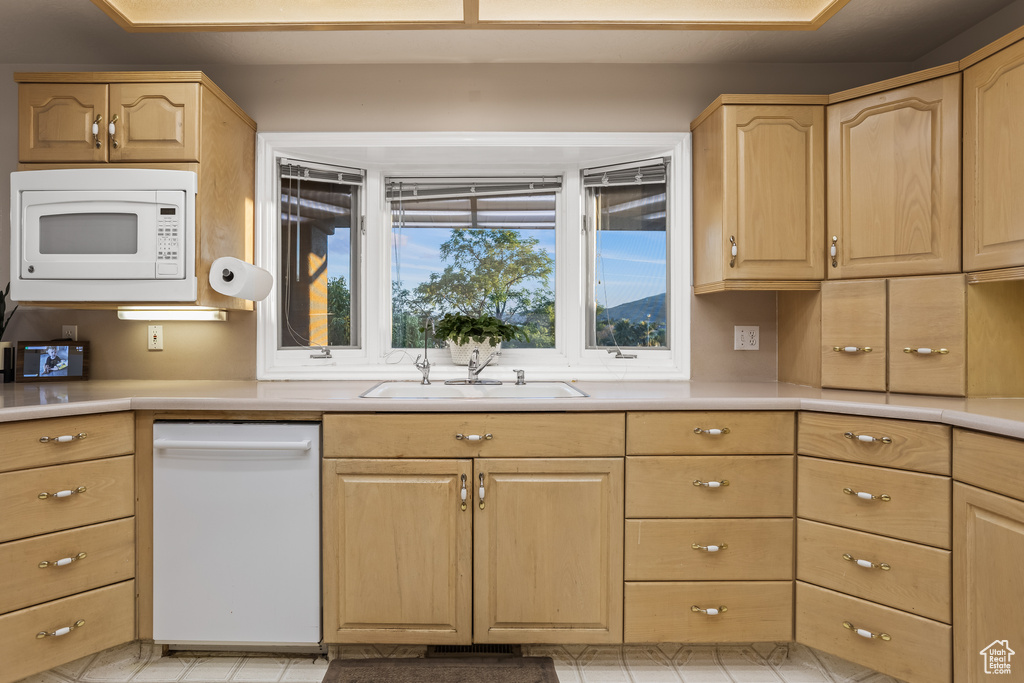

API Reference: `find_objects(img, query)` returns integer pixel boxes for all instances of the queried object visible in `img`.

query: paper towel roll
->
[209,257,274,301]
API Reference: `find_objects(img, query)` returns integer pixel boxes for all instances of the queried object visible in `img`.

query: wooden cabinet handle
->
[39,552,87,569]
[460,474,468,512]
[843,620,890,641]
[844,431,892,444]
[691,605,727,615]
[38,486,87,500]
[456,433,492,442]
[39,433,87,444]
[693,427,730,435]
[91,116,102,149]
[842,553,890,570]
[693,479,729,488]
[36,619,85,639]
[843,487,890,502]
[729,236,737,268]
[691,543,728,552]
[830,235,838,268]
[903,347,949,355]
[833,346,872,353]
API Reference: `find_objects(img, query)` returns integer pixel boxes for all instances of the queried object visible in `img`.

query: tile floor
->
[17,641,905,683]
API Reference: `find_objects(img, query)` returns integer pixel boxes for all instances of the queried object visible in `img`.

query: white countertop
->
[1,379,1023,439]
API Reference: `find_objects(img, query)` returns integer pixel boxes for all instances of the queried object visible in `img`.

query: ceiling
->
[0,0,1019,66]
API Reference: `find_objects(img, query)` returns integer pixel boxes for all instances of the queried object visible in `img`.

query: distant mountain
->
[604,293,666,324]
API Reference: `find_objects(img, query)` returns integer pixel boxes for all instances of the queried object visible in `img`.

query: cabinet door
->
[964,39,1024,273]
[888,275,966,396]
[827,75,961,279]
[820,279,887,391]
[109,83,200,162]
[474,458,623,643]
[724,105,825,280]
[954,483,1024,683]
[18,84,108,163]
[322,459,472,644]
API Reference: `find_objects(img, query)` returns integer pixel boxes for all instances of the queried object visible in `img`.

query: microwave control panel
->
[156,206,182,278]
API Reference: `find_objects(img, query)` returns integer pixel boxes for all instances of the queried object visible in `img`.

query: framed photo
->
[15,341,90,383]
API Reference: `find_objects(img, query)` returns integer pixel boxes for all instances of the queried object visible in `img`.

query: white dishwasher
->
[152,422,321,648]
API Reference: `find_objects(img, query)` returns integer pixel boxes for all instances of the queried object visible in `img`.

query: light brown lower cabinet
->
[625,581,793,642]
[796,581,951,683]
[954,482,1024,683]
[0,580,135,683]
[322,457,624,645]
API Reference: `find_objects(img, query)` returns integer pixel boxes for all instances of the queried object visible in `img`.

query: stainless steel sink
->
[360,381,588,399]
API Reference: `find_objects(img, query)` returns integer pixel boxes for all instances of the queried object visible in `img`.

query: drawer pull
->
[36,619,86,639]
[843,487,890,502]
[460,474,468,512]
[38,433,87,444]
[693,427,730,436]
[691,605,727,615]
[843,553,891,571]
[693,479,729,488]
[833,346,873,353]
[692,543,728,552]
[903,347,949,355]
[844,431,892,444]
[39,552,88,569]
[843,620,891,641]
[456,433,492,442]
[38,486,87,500]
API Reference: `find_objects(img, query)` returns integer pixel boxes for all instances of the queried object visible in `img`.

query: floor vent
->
[426,644,521,658]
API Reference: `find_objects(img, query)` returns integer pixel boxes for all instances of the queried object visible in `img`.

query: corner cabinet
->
[691,97,826,294]
[321,413,625,645]
[953,429,1024,683]
[963,37,1024,276]
[826,73,961,279]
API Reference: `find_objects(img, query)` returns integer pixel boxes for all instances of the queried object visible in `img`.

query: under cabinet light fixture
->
[117,307,228,322]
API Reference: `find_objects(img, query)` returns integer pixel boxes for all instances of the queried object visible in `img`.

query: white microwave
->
[10,168,197,302]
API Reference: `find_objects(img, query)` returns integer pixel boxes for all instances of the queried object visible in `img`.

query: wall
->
[0,59,932,381]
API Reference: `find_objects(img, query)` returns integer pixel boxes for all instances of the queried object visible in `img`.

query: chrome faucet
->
[466,348,498,384]
[413,316,435,385]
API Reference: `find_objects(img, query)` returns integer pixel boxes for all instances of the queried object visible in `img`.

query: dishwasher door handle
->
[153,439,312,452]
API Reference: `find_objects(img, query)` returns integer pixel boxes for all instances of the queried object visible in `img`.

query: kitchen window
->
[387,177,561,350]
[255,132,690,380]
[277,160,362,350]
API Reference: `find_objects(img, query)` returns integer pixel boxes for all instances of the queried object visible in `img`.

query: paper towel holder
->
[209,257,274,302]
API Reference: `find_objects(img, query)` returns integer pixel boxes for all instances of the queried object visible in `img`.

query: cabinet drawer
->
[625,581,792,643]
[0,518,135,615]
[0,412,134,473]
[821,279,887,392]
[953,429,1024,502]
[625,518,793,581]
[0,580,135,683]
[797,456,950,548]
[796,581,951,683]
[888,275,966,397]
[626,411,793,455]
[324,413,625,458]
[626,455,793,518]
[798,413,950,475]
[796,519,950,623]
[0,456,134,543]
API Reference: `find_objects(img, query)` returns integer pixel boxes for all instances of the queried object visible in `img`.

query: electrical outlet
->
[734,325,760,351]
[148,325,163,351]
[61,325,78,341]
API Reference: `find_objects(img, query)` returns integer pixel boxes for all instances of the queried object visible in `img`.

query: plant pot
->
[447,338,501,366]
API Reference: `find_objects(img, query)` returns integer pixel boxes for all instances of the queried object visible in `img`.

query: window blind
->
[386,176,562,202]
[582,158,669,188]
[280,159,364,185]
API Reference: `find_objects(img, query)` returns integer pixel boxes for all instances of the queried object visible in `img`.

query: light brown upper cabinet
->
[19,80,200,164]
[963,38,1024,275]
[692,97,826,294]
[826,74,962,279]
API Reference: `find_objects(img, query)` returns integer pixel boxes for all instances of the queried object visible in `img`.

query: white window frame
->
[255,132,691,381]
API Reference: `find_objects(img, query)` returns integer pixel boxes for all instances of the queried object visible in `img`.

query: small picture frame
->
[15,341,90,383]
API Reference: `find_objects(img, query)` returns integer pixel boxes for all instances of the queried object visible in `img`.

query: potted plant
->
[433,313,524,365]
[1,282,18,378]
